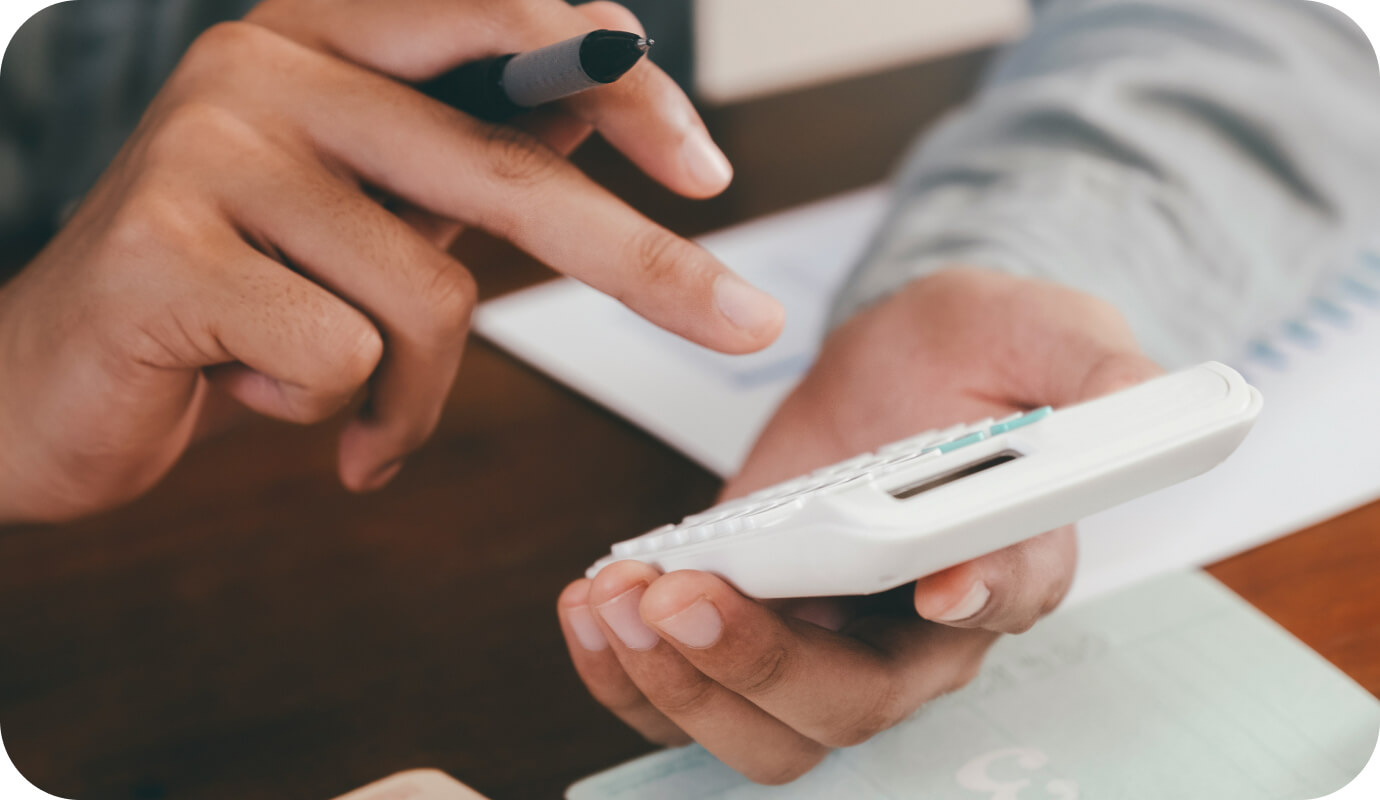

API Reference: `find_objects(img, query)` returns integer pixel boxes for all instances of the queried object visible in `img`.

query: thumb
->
[1073,351,1166,403]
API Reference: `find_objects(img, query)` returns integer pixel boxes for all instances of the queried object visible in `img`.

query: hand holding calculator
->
[588,362,1262,599]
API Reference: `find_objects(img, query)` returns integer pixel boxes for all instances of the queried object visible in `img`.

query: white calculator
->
[587,362,1263,599]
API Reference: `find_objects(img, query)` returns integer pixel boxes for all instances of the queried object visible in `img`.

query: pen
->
[420,30,654,122]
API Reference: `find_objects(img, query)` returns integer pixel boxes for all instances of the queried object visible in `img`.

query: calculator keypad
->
[604,407,1054,557]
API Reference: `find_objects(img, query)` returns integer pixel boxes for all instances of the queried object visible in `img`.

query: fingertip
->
[1080,352,1166,400]
[588,559,662,606]
[913,563,990,625]
[679,130,734,198]
[639,570,723,621]
[337,422,407,493]
[711,273,785,352]
[338,459,403,494]
[559,580,612,653]
[559,578,594,610]
[642,571,728,650]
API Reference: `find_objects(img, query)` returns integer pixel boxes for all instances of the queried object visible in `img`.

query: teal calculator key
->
[989,406,1052,436]
[938,431,988,454]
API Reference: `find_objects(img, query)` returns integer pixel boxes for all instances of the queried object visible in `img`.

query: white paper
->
[473,188,1380,606]
[693,0,1029,103]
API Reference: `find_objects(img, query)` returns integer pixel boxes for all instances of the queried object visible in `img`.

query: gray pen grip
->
[501,36,599,108]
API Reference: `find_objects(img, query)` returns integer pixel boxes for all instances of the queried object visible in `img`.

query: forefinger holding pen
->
[248,0,735,198]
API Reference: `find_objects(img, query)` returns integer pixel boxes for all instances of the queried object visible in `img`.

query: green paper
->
[569,571,1379,800]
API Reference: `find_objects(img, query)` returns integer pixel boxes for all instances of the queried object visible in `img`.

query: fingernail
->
[682,131,734,191]
[596,585,659,651]
[714,274,784,333]
[369,459,405,490]
[567,605,609,652]
[654,597,723,649]
[934,581,991,623]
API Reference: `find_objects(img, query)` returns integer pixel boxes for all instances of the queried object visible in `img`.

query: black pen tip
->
[581,30,654,83]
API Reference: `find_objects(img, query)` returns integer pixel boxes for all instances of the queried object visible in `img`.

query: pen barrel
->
[419,55,524,122]
[501,36,599,108]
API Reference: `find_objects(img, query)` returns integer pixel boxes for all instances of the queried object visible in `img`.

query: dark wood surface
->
[2,52,1378,800]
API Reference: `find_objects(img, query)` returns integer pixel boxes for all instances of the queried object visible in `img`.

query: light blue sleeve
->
[830,0,1380,367]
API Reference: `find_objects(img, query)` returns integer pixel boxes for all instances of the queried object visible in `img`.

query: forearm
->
[833,0,1380,368]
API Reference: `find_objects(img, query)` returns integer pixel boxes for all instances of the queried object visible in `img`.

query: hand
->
[558,269,1162,784]
[0,0,783,523]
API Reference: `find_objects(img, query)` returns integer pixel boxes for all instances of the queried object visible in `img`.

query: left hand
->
[557,269,1163,784]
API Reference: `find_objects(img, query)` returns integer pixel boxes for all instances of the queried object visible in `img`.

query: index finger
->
[537,1,735,198]
[248,0,732,198]
[199,26,781,353]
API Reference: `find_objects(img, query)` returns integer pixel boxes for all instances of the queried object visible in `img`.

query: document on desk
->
[567,571,1380,800]
[472,187,1380,607]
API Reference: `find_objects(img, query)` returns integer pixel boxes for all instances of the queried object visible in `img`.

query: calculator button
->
[683,506,738,526]
[680,509,717,526]
[686,525,715,543]
[879,428,942,454]
[989,406,1052,435]
[711,515,748,537]
[938,431,989,454]
[880,449,942,474]
[882,450,929,467]
[749,497,804,529]
[817,473,870,493]
[815,456,872,478]
[762,476,815,500]
[612,525,670,556]
[936,422,971,439]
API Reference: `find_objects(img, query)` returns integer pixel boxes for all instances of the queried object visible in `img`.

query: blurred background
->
[0,0,1024,257]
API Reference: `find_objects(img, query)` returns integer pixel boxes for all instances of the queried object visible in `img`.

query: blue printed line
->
[1311,297,1352,326]
[1341,276,1380,306]
[1283,319,1318,347]
[1248,339,1288,370]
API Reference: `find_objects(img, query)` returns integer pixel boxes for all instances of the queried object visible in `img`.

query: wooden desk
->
[2,54,1377,800]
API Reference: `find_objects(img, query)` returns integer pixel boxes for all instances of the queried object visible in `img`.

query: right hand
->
[0,0,784,524]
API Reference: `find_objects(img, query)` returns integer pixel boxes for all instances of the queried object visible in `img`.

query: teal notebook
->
[568,571,1379,800]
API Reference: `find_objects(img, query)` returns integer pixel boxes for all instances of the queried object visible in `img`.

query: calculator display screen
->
[890,451,1022,500]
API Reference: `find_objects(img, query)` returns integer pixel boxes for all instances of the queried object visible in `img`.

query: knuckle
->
[481,123,562,186]
[104,183,203,259]
[650,673,719,717]
[146,101,262,167]
[820,686,901,748]
[338,321,385,387]
[723,642,793,697]
[630,228,694,289]
[418,266,478,339]
[176,22,278,90]
[184,21,275,72]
